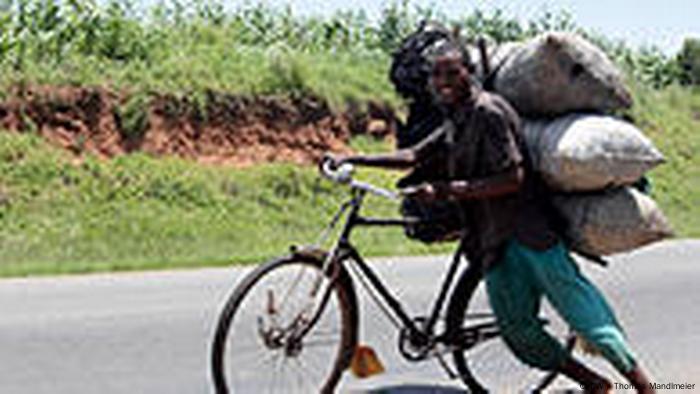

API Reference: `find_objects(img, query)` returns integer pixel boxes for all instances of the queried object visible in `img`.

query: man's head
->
[427,45,474,107]
[389,21,474,102]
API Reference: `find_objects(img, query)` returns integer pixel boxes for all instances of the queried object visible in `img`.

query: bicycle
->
[210,159,577,393]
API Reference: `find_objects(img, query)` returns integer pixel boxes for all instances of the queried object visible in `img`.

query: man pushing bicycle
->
[325,27,655,393]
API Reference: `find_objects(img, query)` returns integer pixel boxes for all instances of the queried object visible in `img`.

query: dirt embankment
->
[0,86,399,166]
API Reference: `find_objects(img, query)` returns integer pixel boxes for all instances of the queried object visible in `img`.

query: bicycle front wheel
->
[211,253,358,394]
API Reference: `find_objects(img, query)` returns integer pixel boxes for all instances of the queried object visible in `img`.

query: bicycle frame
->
[314,186,478,354]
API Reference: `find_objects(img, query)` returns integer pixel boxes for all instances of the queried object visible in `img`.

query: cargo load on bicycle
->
[389,23,673,255]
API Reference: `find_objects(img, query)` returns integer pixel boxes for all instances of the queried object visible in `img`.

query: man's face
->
[429,53,471,106]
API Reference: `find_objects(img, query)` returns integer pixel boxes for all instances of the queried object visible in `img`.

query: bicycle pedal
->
[350,345,385,379]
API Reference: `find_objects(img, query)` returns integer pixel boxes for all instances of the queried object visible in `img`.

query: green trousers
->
[485,239,637,374]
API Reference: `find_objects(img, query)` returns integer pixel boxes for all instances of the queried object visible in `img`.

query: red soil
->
[0,86,398,166]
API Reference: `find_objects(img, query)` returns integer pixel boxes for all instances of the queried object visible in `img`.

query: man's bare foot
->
[624,366,656,394]
[558,357,612,393]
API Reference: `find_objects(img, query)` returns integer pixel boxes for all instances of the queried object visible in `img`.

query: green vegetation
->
[0,1,698,276]
[0,0,401,109]
[0,0,693,107]
[678,38,700,86]
[626,84,700,237]
[0,132,450,276]
[1,79,699,277]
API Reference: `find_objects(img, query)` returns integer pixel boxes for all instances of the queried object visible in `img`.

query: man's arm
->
[410,165,523,201]
[331,122,447,170]
[341,148,418,169]
[438,165,524,199]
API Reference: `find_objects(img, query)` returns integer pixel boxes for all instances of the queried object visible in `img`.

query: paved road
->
[1,240,699,393]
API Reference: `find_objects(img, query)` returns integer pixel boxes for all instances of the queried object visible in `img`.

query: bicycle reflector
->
[350,345,385,378]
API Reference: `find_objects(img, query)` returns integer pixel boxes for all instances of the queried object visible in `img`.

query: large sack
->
[493,32,632,116]
[522,114,665,191]
[554,187,673,256]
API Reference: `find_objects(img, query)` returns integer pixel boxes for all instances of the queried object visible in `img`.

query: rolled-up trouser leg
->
[525,241,638,374]
[485,240,569,371]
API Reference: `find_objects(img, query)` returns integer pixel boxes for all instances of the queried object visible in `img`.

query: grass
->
[2,80,698,278]
[0,132,449,277]
[4,40,400,111]
[626,84,700,237]
[0,1,697,276]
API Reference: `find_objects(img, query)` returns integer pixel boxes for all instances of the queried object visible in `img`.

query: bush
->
[678,38,700,86]
[114,93,150,143]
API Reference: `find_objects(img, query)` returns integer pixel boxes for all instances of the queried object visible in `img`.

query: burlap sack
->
[492,32,632,115]
[554,187,673,256]
[522,114,665,191]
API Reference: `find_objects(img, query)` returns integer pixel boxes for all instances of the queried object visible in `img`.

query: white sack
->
[523,114,664,191]
[554,187,673,256]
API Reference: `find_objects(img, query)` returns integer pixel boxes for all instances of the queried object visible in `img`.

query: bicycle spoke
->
[278,266,310,313]
[303,339,341,348]
[226,349,277,390]
[299,350,326,378]
[304,328,341,338]
[228,347,269,365]
[296,356,326,392]
[269,353,284,394]
[290,357,317,392]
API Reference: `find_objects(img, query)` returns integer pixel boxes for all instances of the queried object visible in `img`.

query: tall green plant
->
[0,0,690,97]
[678,38,700,86]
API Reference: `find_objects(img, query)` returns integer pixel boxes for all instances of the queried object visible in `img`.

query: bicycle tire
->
[445,266,489,393]
[210,252,358,394]
[446,266,574,392]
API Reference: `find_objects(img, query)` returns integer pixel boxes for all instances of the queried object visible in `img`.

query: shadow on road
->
[349,384,466,393]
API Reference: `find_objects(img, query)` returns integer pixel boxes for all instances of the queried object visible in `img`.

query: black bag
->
[396,100,444,149]
[400,197,464,243]
[389,21,473,243]
[389,22,450,149]
[389,21,453,100]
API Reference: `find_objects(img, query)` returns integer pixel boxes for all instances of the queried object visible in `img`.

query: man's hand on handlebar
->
[320,154,355,184]
[402,183,435,202]
[401,182,448,202]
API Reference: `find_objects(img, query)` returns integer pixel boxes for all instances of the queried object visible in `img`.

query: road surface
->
[1,240,699,393]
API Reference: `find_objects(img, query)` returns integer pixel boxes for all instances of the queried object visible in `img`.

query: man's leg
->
[487,240,613,393]
[525,241,655,393]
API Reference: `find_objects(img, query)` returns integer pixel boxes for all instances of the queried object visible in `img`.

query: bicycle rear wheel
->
[211,253,358,394]
[446,268,574,393]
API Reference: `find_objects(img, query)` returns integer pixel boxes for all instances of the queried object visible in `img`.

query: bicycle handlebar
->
[320,158,399,200]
